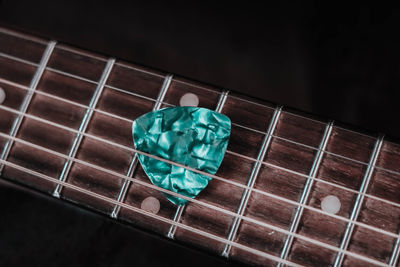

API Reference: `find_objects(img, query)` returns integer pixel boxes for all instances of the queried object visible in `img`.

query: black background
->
[0,1,399,266]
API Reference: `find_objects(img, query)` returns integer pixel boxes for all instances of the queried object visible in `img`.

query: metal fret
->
[221,105,282,257]
[110,74,173,218]
[167,90,229,239]
[333,135,384,267]
[52,58,115,197]
[0,40,56,175]
[390,235,400,266]
[278,121,334,266]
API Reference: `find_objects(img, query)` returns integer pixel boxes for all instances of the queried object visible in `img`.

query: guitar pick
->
[132,106,231,205]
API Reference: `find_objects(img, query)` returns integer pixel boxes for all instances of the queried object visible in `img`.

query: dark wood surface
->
[1,2,400,267]
[0,28,400,266]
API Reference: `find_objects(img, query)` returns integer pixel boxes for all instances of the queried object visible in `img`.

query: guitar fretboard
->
[1,27,400,267]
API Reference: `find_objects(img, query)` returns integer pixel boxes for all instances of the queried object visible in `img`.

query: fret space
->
[62,162,124,214]
[0,109,18,136]
[264,137,317,175]
[317,153,368,190]
[274,111,326,149]
[288,238,336,267]
[97,87,155,121]
[119,165,177,235]
[229,192,296,265]
[222,95,274,132]
[231,221,286,266]
[297,208,347,246]
[175,203,235,254]
[0,81,27,110]
[216,152,254,185]
[163,78,221,109]
[106,63,165,100]
[255,164,307,202]
[0,56,37,86]
[2,142,65,193]
[17,118,75,155]
[326,127,376,163]
[368,168,400,205]
[228,124,265,159]
[370,141,400,204]
[0,31,46,64]
[47,46,107,81]
[0,135,6,154]
[86,111,133,148]
[358,197,400,235]
[37,70,98,105]
[75,137,133,175]
[27,93,86,129]
[347,226,396,264]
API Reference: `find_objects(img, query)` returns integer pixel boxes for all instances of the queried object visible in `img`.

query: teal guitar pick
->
[132,106,231,205]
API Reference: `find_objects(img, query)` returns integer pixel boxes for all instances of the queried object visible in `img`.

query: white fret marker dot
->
[180,93,199,107]
[321,195,341,215]
[0,87,5,105]
[141,196,160,214]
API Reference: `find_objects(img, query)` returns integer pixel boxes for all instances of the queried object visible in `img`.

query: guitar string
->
[0,45,396,266]
[0,50,381,169]
[168,90,230,239]
[0,51,39,67]
[0,158,302,267]
[0,130,397,267]
[6,69,395,231]
[0,157,391,267]
[0,76,399,214]
[0,26,383,143]
[0,26,48,44]
[0,91,399,240]
[0,75,387,180]
[0,31,396,266]
[227,93,380,140]
[0,129,396,242]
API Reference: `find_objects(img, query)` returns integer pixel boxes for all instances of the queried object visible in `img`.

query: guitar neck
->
[0,27,400,267]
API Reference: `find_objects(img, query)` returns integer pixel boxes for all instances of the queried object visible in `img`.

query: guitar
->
[1,25,400,267]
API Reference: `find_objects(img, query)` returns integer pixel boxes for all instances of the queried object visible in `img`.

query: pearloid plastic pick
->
[132,107,231,205]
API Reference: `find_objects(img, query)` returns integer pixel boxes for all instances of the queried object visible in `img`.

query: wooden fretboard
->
[1,27,400,267]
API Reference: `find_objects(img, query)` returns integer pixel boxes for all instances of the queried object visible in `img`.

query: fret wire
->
[229,94,375,140]
[1,130,398,242]
[0,28,396,266]
[0,49,373,169]
[389,235,400,266]
[167,90,230,239]
[278,121,334,266]
[52,58,115,197]
[233,121,371,167]
[222,106,283,258]
[0,39,377,151]
[0,75,378,176]
[1,101,400,218]
[333,135,384,267]
[0,129,398,242]
[110,74,173,218]
[0,26,48,44]
[0,159,303,267]
[0,139,391,267]
[0,52,39,67]
[0,40,56,175]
